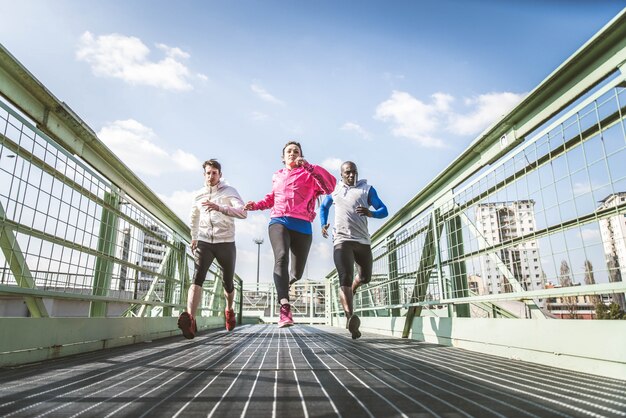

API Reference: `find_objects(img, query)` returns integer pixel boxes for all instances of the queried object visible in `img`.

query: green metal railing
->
[241,281,327,324]
[0,97,242,320]
[1,8,626,379]
[327,9,626,335]
[0,44,242,365]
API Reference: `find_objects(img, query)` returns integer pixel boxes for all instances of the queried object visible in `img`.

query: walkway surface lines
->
[1,324,624,418]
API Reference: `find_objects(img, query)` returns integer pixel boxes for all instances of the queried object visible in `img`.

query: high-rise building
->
[598,192,626,310]
[114,221,168,296]
[137,224,168,290]
[475,200,544,294]
[118,227,132,291]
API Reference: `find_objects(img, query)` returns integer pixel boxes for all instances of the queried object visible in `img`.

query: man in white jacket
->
[178,159,247,339]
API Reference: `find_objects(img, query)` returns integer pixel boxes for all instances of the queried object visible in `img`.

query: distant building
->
[115,222,168,296]
[468,274,487,295]
[117,227,133,291]
[475,200,544,294]
[544,282,610,319]
[598,192,626,310]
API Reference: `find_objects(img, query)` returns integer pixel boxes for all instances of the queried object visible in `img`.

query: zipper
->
[208,186,214,243]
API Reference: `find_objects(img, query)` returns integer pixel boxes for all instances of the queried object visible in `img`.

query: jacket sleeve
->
[189,198,200,240]
[254,191,275,210]
[304,163,337,196]
[219,187,248,219]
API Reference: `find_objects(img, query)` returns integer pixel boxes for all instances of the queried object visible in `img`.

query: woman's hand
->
[289,156,308,168]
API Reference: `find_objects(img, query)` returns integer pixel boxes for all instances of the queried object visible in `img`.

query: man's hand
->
[191,240,198,251]
[321,223,330,238]
[202,200,220,212]
[356,206,372,217]
[244,201,257,210]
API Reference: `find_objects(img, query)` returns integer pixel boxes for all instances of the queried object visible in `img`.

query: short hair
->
[202,159,221,173]
[282,141,303,157]
[341,161,357,171]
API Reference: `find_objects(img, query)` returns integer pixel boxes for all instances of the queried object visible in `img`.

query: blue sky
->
[1,0,624,284]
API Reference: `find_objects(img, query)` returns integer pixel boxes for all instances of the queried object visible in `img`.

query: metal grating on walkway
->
[0,324,624,417]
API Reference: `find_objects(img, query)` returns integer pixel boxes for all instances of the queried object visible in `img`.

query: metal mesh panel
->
[328,68,626,320]
[0,101,239,318]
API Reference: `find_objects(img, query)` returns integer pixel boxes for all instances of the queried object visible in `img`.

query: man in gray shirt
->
[320,161,388,339]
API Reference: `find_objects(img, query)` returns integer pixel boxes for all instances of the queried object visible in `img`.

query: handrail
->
[0,44,190,241]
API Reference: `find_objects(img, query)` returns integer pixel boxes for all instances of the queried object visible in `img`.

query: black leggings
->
[193,241,236,293]
[333,241,373,287]
[268,223,312,302]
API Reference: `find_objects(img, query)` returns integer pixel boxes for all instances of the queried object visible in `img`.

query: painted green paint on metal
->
[90,191,120,317]
[402,211,444,337]
[0,201,49,318]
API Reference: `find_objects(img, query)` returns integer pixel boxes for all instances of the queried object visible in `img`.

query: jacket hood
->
[341,179,368,189]
[204,179,228,192]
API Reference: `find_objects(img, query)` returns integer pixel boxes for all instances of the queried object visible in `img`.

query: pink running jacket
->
[251,162,336,222]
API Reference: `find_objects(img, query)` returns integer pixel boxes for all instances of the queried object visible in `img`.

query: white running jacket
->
[189,180,247,243]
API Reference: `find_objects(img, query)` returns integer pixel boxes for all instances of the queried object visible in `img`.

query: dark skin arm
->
[356,206,372,217]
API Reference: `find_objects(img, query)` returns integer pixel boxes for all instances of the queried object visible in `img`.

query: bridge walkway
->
[1,324,624,418]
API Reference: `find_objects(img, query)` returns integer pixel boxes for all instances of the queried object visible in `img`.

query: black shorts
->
[333,241,373,288]
[193,241,236,293]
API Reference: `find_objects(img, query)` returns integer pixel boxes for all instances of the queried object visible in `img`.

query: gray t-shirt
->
[331,179,371,245]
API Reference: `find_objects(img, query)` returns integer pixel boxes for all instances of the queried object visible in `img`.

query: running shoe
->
[278,304,294,328]
[348,314,361,340]
[178,312,196,339]
[225,308,236,331]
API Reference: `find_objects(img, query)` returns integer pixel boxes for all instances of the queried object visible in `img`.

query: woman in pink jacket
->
[245,141,336,327]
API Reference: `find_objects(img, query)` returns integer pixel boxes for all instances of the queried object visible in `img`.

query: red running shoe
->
[225,308,236,331]
[178,312,196,339]
[278,304,294,328]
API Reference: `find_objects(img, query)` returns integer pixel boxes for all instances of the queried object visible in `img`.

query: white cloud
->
[76,31,194,91]
[237,213,270,240]
[155,43,189,59]
[580,228,601,243]
[321,157,343,173]
[250,83,284,105]
[573,181,593,196]
[449,92,526,135]
[375,90,526,148]
[172,149,201,168]
[157,189,196,222]
[310,241,332,262]
[97,119,201,176]
[375,91,452,148]
[341,122,371,140]
[306,242,333,279]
